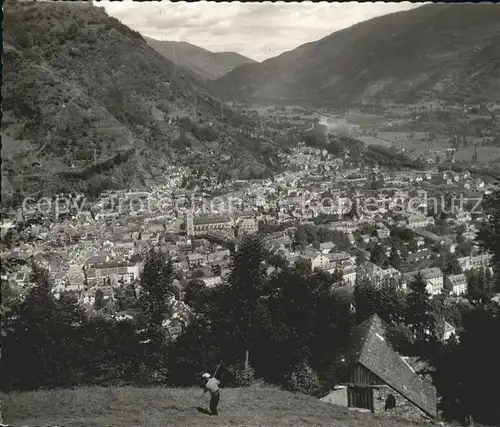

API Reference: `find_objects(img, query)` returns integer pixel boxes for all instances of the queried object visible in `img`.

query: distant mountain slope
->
[215,4,500,106]
[144,37,256,81]
[2,1,278,203]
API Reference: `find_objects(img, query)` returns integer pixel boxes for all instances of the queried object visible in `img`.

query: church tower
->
[185,211,194,236]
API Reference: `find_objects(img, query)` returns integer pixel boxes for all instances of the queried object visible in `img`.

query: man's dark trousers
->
[210,390,220,415]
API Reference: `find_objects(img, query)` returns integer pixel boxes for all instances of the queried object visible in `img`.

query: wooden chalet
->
[329,314,437,421]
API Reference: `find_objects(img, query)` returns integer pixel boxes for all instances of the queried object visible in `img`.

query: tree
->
[294,257,312,275]
[443,253,462,276]
[400,244,409,260]
[370,244,386,267]
[354,276,380,323]
[386,322,414,356]
[477,189,500,283]
[293,226,309,249]
[433,303,500,425]
[184,279,208,312]
[256,266,353,386]
[457,241,473,257]
[355,249,368,265]
[227,234,267,367]
[0,281,18,318]
[406,274,435,343]
[94,288,105,310]
[331,266,343,286]
[139,248,175,326]
[267,253,289,270]
[467,267,494,302]
[1,264,85,390]
[389,245,402,270]
[137,248,176,379]
[354,276,406,326]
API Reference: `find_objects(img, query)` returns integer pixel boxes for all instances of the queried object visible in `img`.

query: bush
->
[226,362,256,387]
[285,362,321,395]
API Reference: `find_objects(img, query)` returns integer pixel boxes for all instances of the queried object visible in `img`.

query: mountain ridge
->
[215,4,500,106]
[144,37,256,81]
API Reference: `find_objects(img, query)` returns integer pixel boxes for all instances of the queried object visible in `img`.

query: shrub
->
[285,362,321,395]
[225,362,257,387]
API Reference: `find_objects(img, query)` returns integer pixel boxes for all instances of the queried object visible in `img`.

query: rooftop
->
[345,314,437,418]
[193,215,232,225]
[405,267,443,280]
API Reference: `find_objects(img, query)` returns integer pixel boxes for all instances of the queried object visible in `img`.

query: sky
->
[98,1,421,62]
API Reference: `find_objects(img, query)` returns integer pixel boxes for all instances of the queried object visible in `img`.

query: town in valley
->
[2,2,500,427]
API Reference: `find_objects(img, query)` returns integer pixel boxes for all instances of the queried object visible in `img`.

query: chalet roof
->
[346,314,437,418]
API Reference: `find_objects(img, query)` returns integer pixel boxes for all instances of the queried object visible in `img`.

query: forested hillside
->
[215,4,500,106]
[2,1,279,203]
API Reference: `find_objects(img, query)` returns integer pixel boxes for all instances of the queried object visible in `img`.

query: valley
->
[3,3,500,427]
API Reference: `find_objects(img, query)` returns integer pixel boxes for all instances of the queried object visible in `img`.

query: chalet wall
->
[372,385,430,422]
[349,363,384,385]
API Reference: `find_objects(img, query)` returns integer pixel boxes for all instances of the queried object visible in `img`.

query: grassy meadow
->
[2,385,433,427]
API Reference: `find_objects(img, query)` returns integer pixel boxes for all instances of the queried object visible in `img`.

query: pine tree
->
[184,279,208,312]
[406,273,435,342]
[477,189,500,278]
[467,267,494,302]
[484,267,495,294]
[228,234,267,367]
[354,276,380,323]
[94,288,105,310]
[1,263,85,390]
[389,244,402,270]
[139,248,175,328]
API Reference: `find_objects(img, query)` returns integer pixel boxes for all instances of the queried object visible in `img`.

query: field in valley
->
[356,130,500,164]
[454,146,500,163]
[2,385,433,427]
[345,112,387,126]
[357,136,393,147]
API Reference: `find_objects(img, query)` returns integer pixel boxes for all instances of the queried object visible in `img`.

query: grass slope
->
[215,4,500,106]
[2,385,429,427]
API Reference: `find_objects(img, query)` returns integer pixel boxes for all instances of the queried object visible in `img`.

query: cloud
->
[97,1,421,61]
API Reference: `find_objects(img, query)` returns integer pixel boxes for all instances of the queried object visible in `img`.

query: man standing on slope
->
[201,372,220,415]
